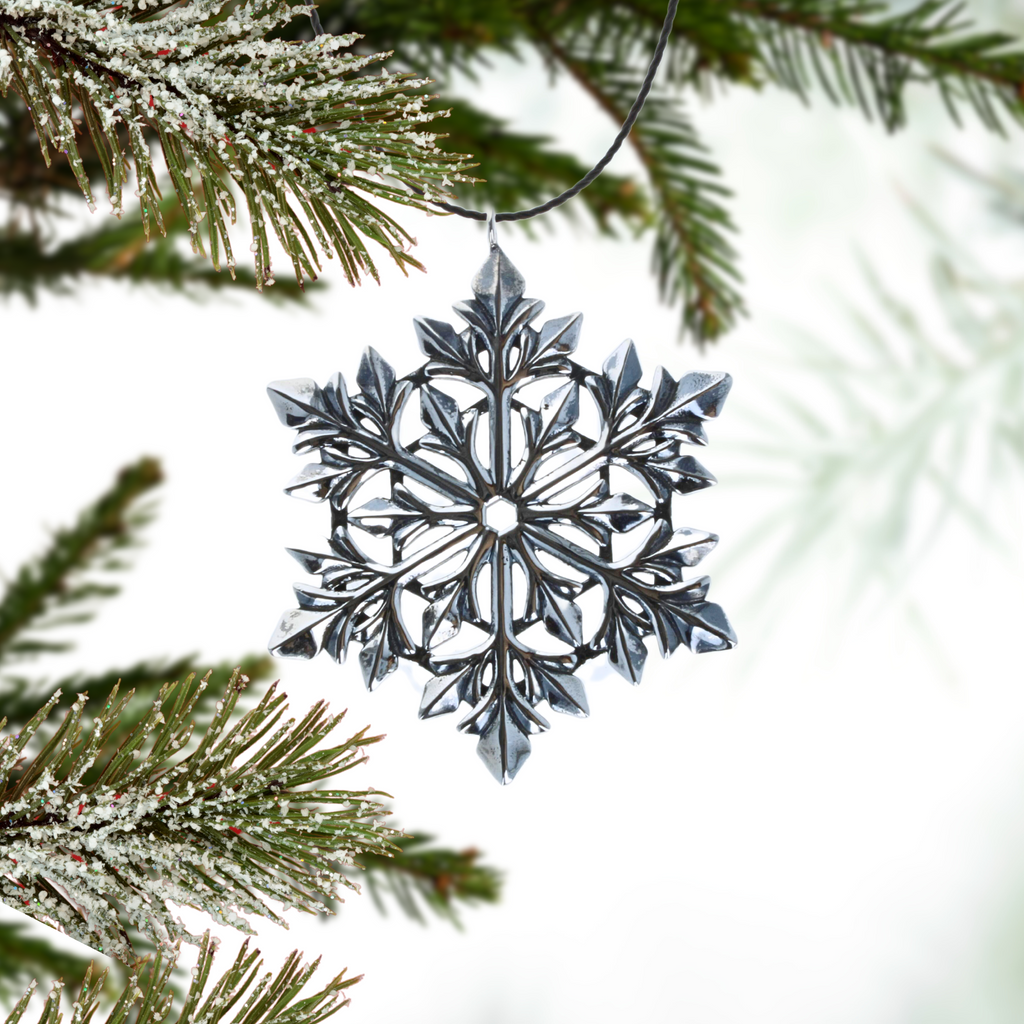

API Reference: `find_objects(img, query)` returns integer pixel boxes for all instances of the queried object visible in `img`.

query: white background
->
[3,21,1024,1024]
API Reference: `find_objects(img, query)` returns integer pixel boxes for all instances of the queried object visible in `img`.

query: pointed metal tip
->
[477,720,531,783]
[471,245,526,310]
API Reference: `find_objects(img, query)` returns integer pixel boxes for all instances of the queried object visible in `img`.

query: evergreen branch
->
[728,0,1024,131]
[4,932,358,1024]
[354,833,501,927]
[0,654,274,746]
[0,458,162,668]
[285,0,526,76]
[543,32,744,344]
[729,164,1024,615]
[299,0,751,83]
[0,94,105,213]
[0,1,475,291]
[0,198,311,302]
[0,656,274,733]
[0,669,397,964]
[0,920,95,1003]
[596,0,758,83]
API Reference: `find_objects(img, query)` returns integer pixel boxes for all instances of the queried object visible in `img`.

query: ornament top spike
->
[268,242,735,784]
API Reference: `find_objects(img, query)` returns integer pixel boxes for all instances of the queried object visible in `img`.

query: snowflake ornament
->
[268,243,736,783]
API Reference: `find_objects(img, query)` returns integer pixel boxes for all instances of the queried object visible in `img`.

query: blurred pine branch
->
[728,154,1024,618]
[0,199,312,303]
[0,921,95,1004]
[289,0,1024,342]
[0,457,163,668]
[351,833,502,926]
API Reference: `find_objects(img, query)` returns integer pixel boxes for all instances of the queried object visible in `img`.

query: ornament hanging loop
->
[487,211,498,250]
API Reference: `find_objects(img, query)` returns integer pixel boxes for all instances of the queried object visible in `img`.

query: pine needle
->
[0,458,162,669]
[0,1,475,290]
[0,669,397,965]
[2,931,359,1024]
[353,832,501,927]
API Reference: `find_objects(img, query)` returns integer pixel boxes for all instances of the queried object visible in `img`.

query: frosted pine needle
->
[0,669,397,965]
[0,1,474,288]
[3,931,359,1024]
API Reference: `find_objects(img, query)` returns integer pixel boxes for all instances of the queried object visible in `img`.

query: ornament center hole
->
[483,496,519,536]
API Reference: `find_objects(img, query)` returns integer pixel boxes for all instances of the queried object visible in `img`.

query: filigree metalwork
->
[268,243,736,783]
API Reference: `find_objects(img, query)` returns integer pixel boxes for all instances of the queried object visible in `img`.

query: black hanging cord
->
[306,0,680,223]
[306,1,324,38]
[437,0,679,223]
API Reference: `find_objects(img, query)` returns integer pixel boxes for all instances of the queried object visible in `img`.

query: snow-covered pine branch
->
[5,931,358,1024]
[0,669,398,965]
[0,0,473,289]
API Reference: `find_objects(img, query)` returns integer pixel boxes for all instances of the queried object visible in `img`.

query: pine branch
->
[0,93,644,298]
[4,931,358,1024]
[354,833,501,927]
[0,657,277,804]
[298,0,751,82]
[287,0,526,75]
[542,31,744,344]
[0,920,95,1003]
[728,0,1024,131]
[0,670,398,964]
[0,1,475,291]
[0,656,274,733]
[0,197,312,302]
[729,162,1024,614]
[538,0,1024,122]
[0,94,105,214]
[0,826,500,1001]
[0,457,162,668]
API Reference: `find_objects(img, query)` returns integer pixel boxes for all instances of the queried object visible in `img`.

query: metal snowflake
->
[267,243,736,783]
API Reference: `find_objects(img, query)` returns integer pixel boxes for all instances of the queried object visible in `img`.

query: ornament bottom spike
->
[267,242,736,784]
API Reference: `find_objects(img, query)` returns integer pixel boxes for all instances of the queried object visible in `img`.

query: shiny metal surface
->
[268,242,736,783]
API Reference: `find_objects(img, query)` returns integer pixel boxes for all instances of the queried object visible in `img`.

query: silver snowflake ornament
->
[267,243,736,783]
